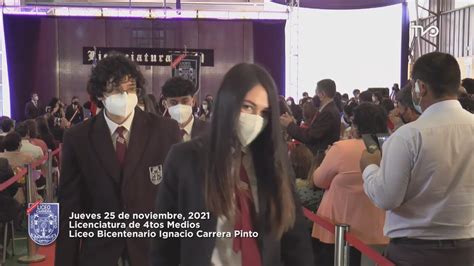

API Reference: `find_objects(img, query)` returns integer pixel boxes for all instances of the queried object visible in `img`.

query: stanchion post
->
[17,164,45,263]
[46,149,53,203]
[334,224,350,266]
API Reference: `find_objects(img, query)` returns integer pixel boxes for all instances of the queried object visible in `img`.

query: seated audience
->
[0,118,14,137]
[15,122,44,160]
[0,132,35,168]
[35,117,57,151]
[24,120,48,155]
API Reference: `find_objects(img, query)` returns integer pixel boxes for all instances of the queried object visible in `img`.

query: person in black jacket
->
[280,79,341,156]
[24,93,42,120]
[152,63,313,266]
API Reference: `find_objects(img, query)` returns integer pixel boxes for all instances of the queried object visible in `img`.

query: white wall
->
[286,4,403,99]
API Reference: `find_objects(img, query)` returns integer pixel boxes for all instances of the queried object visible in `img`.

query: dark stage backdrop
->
[4,15,286,121]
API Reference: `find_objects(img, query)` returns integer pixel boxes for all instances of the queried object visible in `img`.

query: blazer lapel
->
[122,108,151,186]
[88,111,121,184]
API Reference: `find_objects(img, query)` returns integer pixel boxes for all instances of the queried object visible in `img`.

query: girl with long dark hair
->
[152,63,313,266]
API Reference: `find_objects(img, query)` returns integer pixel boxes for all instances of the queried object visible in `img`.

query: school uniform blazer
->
[55,107,180,266]
[190,119,209,140]
[151,137,314,266]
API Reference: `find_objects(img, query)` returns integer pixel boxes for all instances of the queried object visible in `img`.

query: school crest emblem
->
[28,203,59,246]
[149,165,163,185]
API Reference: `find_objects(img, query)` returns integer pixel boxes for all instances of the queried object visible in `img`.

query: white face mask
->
[202,104,208,111]
[168,104,193,125]
[287,100,292,106]
[412,81,423,114]
[102,92,138,118]
[237,112,267,147]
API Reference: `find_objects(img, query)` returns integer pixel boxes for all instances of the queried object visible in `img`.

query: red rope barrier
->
[0,147,62,192]
[0,168,27,192]
[302,207,394,266]
[302,207,335,234]
[345,232,394,266]
[51,147,61,156]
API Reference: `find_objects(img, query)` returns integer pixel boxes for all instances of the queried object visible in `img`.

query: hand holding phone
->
[362,134,379,153]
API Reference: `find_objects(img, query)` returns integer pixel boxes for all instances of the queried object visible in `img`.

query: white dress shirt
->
[362,100,474,240]
[211,149,259,265]
[181,116,194,142]
[103,110,134,149]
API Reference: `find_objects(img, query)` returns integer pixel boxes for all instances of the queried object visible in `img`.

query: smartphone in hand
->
[362,134,379,153]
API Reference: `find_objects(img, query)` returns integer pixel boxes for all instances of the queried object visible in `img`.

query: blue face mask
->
[412,81,423,114]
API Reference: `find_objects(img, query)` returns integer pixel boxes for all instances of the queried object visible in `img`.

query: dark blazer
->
[190,119,209,140]
[0,158,18,197]
[25,101,41,120]
[55,107,180,266]
[151,137,314,266]
[287,101,341,155]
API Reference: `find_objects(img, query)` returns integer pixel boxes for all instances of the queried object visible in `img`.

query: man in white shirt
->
[162,77,209,142]
[360,52,474,266]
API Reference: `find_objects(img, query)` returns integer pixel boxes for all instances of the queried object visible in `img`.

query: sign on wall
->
[83,47,214,67]
[171,54,201,91]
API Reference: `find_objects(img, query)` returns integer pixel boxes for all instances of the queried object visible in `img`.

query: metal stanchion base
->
[17,254,46,263]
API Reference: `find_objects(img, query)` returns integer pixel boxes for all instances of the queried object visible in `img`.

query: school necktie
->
[180,129,187,140]
[233,155,261,266]
[115,126,127,168]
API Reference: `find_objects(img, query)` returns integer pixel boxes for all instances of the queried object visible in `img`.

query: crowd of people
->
[0,51,472,266]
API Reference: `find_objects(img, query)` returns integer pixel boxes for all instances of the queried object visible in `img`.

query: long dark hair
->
[35,117,57,150]
[205,63,295,238]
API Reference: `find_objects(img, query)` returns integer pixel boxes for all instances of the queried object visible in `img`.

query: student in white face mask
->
[153,63,314,266]
[56,53,180,266]
[162,77,209,142]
